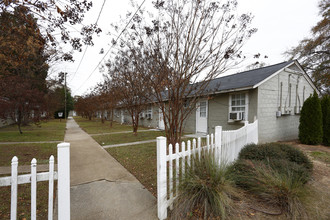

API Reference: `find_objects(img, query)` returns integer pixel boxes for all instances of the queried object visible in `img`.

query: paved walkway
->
[103,139,157,148]
[89,129,159,136]
[64,117,157,220]
[102,134,198,149]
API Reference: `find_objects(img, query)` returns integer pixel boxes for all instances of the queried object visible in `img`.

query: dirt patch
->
[281,140,330,153]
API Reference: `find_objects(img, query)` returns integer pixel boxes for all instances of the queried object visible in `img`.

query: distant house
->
[114,60,318,143]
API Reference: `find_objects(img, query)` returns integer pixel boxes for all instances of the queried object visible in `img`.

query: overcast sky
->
[50,0,320,96]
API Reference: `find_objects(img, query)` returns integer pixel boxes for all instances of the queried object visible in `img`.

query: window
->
[183,100,190,108]
[229,93,248,121]
[145,105,153,119]
[200,101,207,117]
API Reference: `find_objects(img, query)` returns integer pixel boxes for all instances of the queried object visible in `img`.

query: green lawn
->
[106,142,157,196]
[106,137,203,197]
[0,181,56,220]
[74,117,140,134]
[0,120,66,142]
[0,143,57,166]
[0,142,58,219]
[94,130,166,146]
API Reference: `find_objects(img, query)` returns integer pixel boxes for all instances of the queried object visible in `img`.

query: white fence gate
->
[0,142,70,220]
[157,120,258,220]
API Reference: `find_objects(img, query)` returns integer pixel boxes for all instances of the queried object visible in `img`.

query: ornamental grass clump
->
[238,143,313,172]
[230,143,313,219]
[171,152,239,220]
[231,160,309,219]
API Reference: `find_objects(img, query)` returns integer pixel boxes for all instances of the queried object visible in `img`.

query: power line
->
[70,0,107,82]
[74,0,147,94]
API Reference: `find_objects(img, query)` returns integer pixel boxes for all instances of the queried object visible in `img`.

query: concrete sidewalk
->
[89,128,159,136]
[65,117,157,220]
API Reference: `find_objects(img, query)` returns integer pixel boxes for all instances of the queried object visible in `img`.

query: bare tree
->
[74,94,97,120]
[105,49,151,134]
[109,0,256,144]
[91,81,118,126]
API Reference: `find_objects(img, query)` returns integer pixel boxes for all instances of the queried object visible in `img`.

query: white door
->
[196,100,208,133]
[121,110,124,124]
[158,108,165,130]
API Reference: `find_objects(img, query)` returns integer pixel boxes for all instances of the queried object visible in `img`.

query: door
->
[121,110,124,124]
[196,100,208,133]
[158,108,165,130]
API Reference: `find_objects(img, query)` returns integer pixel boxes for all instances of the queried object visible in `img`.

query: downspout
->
[295,76,301,114]
[303,86,306,102]
[280,82,283,111]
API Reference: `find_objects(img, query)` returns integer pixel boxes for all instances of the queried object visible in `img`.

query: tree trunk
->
[101,111,105,123]
[109,109,113,127]
[17,123,23,134]
[131,113,139,135]
[17,111,23,134]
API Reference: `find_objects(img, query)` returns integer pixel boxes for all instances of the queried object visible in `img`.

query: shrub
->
[238,143,313,171]
[171,152,239,220]
[299,91,323,145]
[230,158,311,187]
[321,95,330,146]
[230,160,308,218]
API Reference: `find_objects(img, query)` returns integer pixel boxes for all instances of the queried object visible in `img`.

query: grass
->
[0,143,57,166]
[106,142,157,196]
[0,119,66,142]
[309,151,330,164]
[172,153,238,219]
[105,136,208,197]
[106,140,329,219]
[0,181,56,220]
[230,160,309,218]
[94,130,166,146]
[73,116,140,134]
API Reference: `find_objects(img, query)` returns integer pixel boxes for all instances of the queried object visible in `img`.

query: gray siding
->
[182,108,196,133]
[257,64,315,143]
[207,89,258,134]
[139,104,159,128]
[0,118,14,128]
[248,89,258,122]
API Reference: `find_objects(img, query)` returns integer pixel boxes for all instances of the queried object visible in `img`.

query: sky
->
[49,0,320,96]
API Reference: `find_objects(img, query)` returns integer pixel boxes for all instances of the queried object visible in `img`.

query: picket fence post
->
[215,126,222,164]
[31,158,37,220]
[157,137,167,220]
[10,156,18,220]
[57,142,70,220]
[48,155,55,220]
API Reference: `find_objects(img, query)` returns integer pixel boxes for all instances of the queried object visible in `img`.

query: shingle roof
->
[204,60,294,93]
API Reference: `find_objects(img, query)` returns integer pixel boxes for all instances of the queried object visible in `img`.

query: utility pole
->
[59,71,68,121]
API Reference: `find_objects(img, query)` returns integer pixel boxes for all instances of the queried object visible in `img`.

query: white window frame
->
[199,101,207,118]
[228,92,248,122]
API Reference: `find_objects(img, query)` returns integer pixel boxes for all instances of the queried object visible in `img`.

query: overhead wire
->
[70,0,107,82]
[73,0,147,94]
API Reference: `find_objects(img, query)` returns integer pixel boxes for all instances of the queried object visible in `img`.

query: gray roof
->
[204,60,294,94]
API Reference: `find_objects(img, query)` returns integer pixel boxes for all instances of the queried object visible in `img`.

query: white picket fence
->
[0,142,70,220]
[156,120,258,220]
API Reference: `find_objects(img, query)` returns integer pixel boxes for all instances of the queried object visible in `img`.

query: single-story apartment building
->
[113,60,318,143]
